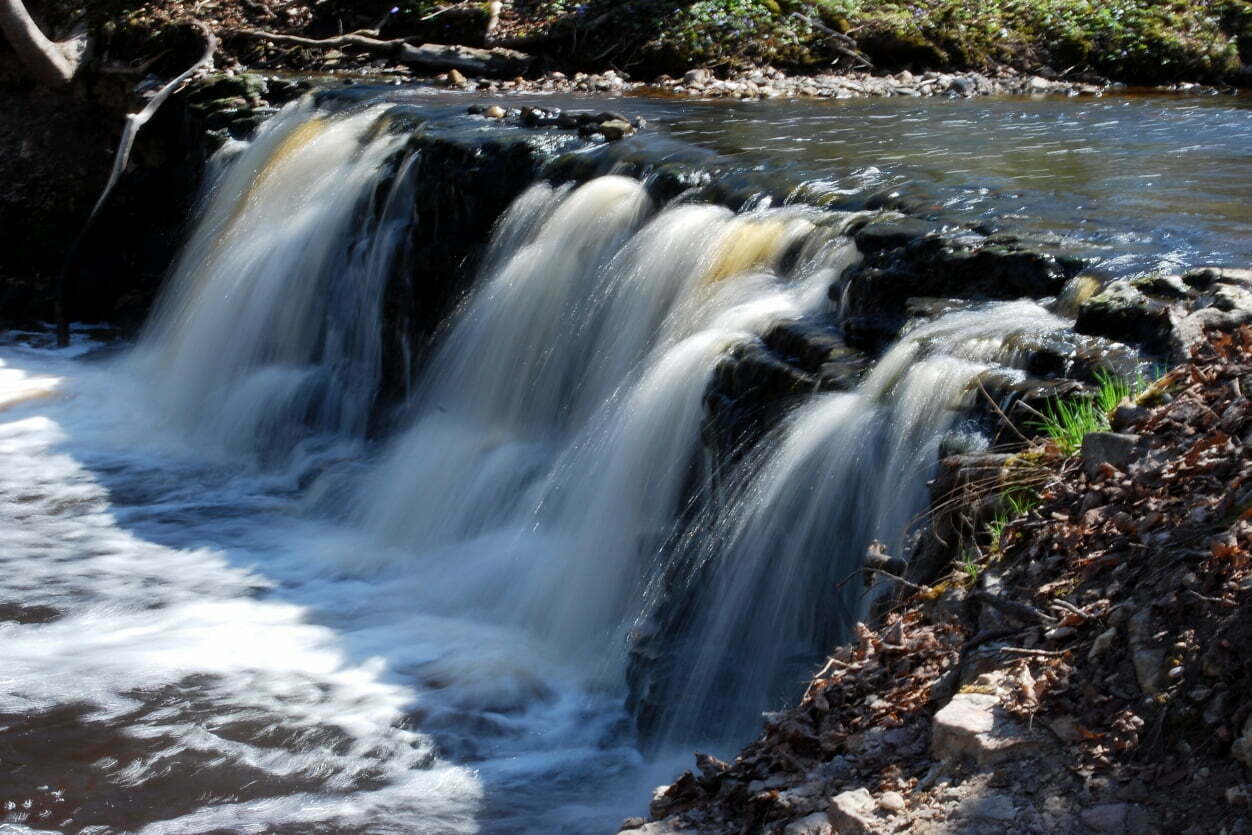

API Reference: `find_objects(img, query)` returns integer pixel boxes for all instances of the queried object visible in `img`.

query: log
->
[235,29,532,76]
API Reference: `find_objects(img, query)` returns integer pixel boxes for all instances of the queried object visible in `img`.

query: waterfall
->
[132,99,418,460]
[643,301,1072,744]
[131,96,1083,765]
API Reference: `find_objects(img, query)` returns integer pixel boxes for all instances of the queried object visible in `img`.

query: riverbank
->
[630,314,1252,834]
[47,0,1252,88]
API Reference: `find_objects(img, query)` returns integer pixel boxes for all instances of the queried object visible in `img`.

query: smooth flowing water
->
[2,89,1250,833]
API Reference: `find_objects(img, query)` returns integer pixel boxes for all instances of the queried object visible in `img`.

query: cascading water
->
[131,99,419,460]
[642,302,1073,743]
[0,90,1147,832]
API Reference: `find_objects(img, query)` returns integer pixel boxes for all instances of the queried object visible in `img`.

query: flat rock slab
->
[932,691,1044,767]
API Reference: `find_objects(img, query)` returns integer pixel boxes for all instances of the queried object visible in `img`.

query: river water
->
[1,91,1250,834]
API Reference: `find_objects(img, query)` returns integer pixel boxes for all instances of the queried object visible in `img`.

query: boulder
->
[1074,279,1175,354]
[598,119,635,141]
[932,692,1044,766]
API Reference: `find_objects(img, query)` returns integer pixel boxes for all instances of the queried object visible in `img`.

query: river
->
[1,90,1249,833]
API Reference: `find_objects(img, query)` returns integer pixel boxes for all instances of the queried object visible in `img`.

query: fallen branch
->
[234,28,531,76]
[56,22,217,347]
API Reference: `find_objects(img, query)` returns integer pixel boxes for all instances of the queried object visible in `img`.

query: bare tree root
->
[234,28,531,76]
[55,21,218,347]
[0,0,89,88]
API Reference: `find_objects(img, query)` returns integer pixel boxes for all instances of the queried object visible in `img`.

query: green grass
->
[957,547,982,582]
[986,486,1038,553]
[1031,368,1152,455]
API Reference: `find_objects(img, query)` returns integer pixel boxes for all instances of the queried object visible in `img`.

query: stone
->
[784,812,833,835]
[851,217,935,254]
[949,76,976,95]
[484,105,506,119]
[827,788,878,834]
[1232,716,1252,768]
[1089,626,1118,660]
[1075,279,1175,353]
[618,821,697,835]
[959,792,1017,822]
[598,119,636,141]
[932,692,1044,766]
[446,68,467,87]
[694,752,729,782]
[1110,404,1149,432]
[1080,432,1142,478]
[1131,273,1191,300]
[877,792,905,813]
[1078,802,1147,833]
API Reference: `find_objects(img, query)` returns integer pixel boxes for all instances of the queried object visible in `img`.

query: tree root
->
[56,21,218,347]
[233,28,531,76]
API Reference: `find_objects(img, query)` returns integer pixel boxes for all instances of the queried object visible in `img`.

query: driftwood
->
[235,28,531,76]
[56,22,217,347]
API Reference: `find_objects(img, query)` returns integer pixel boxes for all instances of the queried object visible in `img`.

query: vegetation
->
[1031,368,1151,455]
[504,0,1251,80]
[21,0,1249,82]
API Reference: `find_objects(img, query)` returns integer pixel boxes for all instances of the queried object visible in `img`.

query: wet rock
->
[598,119,636,141]
[483,105,506,118]
[932,692,1044,766]
[840,234,1074,351]
[1080,432,1143,478]
[851,217,935,254]
[1075,279,1175,354]
[446,68,467,87]
[1132,273,1190,300]
[827,788,879,834]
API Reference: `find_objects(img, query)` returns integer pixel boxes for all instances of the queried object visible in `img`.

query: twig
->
[999,646,1070,657]
[977,377,1032,444]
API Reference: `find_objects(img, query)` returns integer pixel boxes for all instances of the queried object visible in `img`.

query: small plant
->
[986,486,1038,553]
[1031,368,1152,455]
[956,547,981,583]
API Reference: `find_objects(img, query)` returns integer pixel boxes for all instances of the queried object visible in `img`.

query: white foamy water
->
[1,96,1102,832]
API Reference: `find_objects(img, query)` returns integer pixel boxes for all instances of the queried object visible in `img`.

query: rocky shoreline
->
[277,62,1241,102]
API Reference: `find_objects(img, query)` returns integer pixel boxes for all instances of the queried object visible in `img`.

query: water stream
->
[2,89,1250,833]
